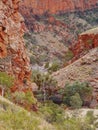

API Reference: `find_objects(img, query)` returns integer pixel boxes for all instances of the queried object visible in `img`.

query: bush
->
[39,102,65,124]
[86,111,95,124]
[63,81,93,107]
[0,72,14,96]
[32,70,57,102]
[70,93,83,109]
[12,91,37,110]
[0,109,40,130]
[30,56,38,64]
[24,33,37,44]
[64,50,74,62]
[39,102,96,130]
[48,61,60,73]
[12,91,26,104]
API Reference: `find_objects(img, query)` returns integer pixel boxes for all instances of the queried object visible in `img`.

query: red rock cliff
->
[20,0,97,15]
[0,0,31,90]
[71,27,98,58]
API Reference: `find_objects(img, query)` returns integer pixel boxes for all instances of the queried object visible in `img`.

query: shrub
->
[30,56,37,64]
[12,91,26,104]
[48,61,60,73]
[0,109,40,130]
[86,111,95,124]
[64,50,74,62]
[32,70,57,102]
[0,72,14,96]
[39,102,65,124]
[23,33,37,44]
[63,81,93,107]
[70,93,83,109]
[12,91,37,110]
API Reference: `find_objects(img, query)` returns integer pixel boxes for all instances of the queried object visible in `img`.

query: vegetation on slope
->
[0,96,98,130]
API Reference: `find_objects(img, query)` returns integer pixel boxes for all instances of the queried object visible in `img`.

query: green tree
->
[32,70,57,102]
[0,72,14,97]
[63,81,93,107]
[70,93,83,109]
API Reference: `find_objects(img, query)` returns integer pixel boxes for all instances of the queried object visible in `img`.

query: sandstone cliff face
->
[20,0,97,15]
[71,27,98,58]
[0,0,31,90]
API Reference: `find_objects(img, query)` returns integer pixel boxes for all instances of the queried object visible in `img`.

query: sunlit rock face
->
[71,28,98,58]
[0,0,31,90]
[20,0,97,15]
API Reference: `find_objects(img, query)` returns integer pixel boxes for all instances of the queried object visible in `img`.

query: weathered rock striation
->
[0,0,31,90]
[20,0,97,15]
[71,27,98,58]
[19,0,98,31]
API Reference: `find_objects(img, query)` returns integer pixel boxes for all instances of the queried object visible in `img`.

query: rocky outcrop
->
[71,27,98,58]
[20,0,97,15]
[0,0,31,90]
[53,47,98,107]
[53,28,98,107]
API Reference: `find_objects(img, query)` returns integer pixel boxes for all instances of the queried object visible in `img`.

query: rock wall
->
[0,0,31,90]
[20,0,97,15]
[71,28,98,58]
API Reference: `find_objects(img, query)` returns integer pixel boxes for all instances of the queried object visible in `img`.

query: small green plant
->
[23,33,37,44]
[0,72,14,97]
[48,61,60,73]
[86,111,95,124]
[64,50,74,62]
[30,56,37,64]
[12,91,25,104]
[87,39,93,46]
[12,91,37,109]
[32,70,57,102]
[70,93,83,109]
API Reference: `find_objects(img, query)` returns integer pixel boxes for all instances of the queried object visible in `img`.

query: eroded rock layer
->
[71,27,98,58]
[20,0,97,15]
[0,0,31,90]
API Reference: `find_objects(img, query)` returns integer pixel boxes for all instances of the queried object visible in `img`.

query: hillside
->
[0,1,98,130]
[0,96,56,130]
[23,9,98,68]
[53,47,98,105]
[71,27,98,59]
[0,96,98,130]
[19,0,97,15]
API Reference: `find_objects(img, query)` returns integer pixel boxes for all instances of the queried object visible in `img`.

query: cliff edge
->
[0,0,31,90]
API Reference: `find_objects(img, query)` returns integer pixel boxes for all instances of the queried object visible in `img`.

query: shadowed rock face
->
[0,0,31,90]
[19,0,97,15]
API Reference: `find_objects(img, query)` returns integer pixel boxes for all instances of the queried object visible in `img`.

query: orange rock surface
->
[0,0,31,90]
[20,0,97,15]
[72,31,98,58]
